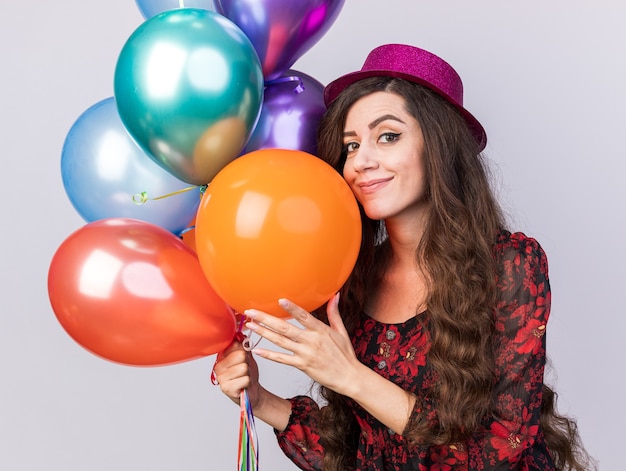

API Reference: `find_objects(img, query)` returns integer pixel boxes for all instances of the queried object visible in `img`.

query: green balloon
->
[114,9,264,185]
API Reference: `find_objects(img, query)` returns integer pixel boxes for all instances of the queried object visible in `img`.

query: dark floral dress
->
[275,231,555,470]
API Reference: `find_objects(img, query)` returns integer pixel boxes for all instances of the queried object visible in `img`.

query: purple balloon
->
[214,0,345,80]
[243,70,325,155]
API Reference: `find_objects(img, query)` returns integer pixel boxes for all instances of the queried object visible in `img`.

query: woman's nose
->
[350,143,378,172]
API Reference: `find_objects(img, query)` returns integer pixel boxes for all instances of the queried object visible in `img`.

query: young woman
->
[213,44,594,470]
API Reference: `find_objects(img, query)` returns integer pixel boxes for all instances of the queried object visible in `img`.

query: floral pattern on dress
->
[276,231,556,470]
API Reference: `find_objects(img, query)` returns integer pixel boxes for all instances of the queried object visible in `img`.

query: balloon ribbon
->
[132,184,207,205]
[238,389,259,470]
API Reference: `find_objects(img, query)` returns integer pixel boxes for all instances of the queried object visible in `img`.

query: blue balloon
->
[135,0,214,20]
[61,98,201,235]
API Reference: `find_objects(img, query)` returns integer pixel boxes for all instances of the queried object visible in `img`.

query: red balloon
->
[195,149,361,318]
[48,218,236,366]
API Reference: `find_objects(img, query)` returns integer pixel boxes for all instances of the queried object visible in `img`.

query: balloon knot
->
[132,191,149,205]
[264,75,305,94]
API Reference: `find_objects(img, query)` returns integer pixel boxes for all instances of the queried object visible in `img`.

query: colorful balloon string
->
[238,388,259,471]
[210,317,261,469]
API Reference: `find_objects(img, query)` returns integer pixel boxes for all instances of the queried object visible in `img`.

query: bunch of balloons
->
[48,0,360,368]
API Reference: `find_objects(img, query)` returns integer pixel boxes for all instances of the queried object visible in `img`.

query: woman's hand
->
[213,340,260,406]
[213,336,293,431]
[241,294,417,434]
[244,293,363,397]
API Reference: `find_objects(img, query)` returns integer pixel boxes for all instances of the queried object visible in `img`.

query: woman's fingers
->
[244,299,323,334]
[242,304,310,366]
[214,356,248,380]
[213,341,252,400]
[326,293,346,334]
[218,372,250,398]
[245,316,302,353]
[277,298,317,327]
[215,341,246,368]
[242,296,346,355]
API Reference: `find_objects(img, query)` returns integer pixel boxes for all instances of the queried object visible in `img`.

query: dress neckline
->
[361,310,427,328]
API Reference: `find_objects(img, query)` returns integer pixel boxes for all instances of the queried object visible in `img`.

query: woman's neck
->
[383,210,426,268]
[365,213,429,324]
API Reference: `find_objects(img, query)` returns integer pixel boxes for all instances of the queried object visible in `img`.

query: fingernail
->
[335,292,340,307]
[246,321,259,331]
[278,298,291,308]
[244,309,257,319]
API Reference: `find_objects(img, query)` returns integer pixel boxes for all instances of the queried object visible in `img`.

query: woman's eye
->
[343,141,359,153]
[379,132,401,143]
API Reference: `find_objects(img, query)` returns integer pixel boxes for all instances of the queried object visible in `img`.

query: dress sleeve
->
[274,395,324,470]
[468,232,552,469]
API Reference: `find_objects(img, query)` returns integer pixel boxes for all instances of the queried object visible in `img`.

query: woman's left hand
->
[244,293,363,397]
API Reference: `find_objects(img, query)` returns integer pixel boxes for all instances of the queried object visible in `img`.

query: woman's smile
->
[356,176,394,194]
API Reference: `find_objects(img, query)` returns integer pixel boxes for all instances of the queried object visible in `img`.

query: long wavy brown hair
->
[312,77,595,470]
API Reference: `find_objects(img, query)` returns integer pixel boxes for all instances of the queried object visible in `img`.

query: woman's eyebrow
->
[369,114,405,129]
[343,114,406,138]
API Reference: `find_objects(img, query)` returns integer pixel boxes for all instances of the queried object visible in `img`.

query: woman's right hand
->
[213,338,293,431]
[213,340,260,407]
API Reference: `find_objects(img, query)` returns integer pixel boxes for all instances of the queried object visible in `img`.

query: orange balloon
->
[48,218,236,366]
[195,149,361,318]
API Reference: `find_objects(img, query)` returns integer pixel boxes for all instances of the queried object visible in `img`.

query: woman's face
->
[342,91,428,222]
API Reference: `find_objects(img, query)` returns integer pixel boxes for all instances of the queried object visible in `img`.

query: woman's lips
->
[357,177,393,194]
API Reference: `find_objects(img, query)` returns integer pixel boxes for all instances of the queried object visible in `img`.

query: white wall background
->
[1,1,622,469]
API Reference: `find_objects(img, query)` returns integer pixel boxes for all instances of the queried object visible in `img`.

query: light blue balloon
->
[61,97,201,235]
[135,0,214,20]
